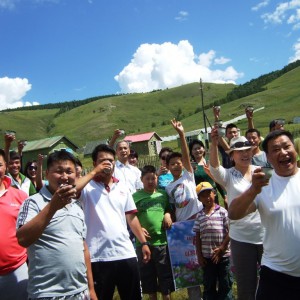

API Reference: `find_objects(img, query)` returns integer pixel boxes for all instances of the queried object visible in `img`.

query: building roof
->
[22,136,79,152]
[124,132,162,143]
[83,139,108,156]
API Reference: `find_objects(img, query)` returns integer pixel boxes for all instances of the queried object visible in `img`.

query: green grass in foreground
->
[112,282,238,299]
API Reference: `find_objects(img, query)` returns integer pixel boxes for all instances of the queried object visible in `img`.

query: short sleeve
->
[209,165,227,187]
[17,198,40,228]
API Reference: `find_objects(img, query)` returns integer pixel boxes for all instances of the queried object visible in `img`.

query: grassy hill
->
[1,63,300,151]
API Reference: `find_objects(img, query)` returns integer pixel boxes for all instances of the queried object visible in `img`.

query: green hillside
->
[1,62,300,150]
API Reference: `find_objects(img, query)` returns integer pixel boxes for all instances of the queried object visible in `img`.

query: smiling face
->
[168,156,183,180]
[266,135,297,177]
[191,143,205,162]
[8,159,21,178]
[231,148,253,167]
[226,127,239,141]
[46,160,76,194]
[0,155,6,182]
[128,155,138,167]
[27,163,37,180]
[246,131,260,149]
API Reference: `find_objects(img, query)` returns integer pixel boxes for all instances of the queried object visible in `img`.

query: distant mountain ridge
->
[1,60,300,148]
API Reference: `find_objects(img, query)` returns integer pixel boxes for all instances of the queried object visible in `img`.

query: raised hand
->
[171,118,184,135]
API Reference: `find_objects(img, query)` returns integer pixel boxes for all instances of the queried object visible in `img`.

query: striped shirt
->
[193,205,230,258]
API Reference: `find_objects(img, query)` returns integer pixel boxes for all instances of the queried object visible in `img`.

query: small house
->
[124,132,162,156]
[21,135,79,167]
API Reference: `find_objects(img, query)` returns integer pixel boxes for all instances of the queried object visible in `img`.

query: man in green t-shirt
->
[133,165,174,300]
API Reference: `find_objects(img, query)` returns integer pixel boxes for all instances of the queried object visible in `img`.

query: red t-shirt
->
[0,176,28,275]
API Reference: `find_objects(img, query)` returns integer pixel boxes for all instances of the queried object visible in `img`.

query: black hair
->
[245,128,261,137]
[159,147,173,158]
[225,123,237,134]
[74,157,83,168]
[188,139,205,161]
[129,149,138,159]
[166,152,182,165]
[262,130,294,154]
[92,144,115,162]
[9,150,21,161]
[0,149,6,162]
[269,120,276,131]
[24,160,37,179]
[141,165,157,177]
[47,150,77,170]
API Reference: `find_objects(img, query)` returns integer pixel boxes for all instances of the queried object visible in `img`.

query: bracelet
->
[141,242,150,247]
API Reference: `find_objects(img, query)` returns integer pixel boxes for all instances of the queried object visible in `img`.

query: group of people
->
[1,105,300,300]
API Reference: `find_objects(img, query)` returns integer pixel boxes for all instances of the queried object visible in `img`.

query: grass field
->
[1,65,300,151]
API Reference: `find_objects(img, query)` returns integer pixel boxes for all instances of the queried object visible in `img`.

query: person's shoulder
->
[156,188,168,196]
[7,185,28,201]
[132,189,144,198]
[217,205,228,215]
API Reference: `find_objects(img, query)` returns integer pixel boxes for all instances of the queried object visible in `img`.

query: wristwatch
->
[141,242,150,247]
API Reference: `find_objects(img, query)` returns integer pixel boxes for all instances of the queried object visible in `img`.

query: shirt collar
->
[116,160,129,167]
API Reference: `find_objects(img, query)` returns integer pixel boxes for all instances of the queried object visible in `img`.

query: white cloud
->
[175,11,189,21]
[114,40,243,93]
[0,0,16,9]
[0,77,38,111]
[252,0,270,11]
[214,56,231,65]
[0,0,61,10]
[289,38,300,62]
[261,0,300,26]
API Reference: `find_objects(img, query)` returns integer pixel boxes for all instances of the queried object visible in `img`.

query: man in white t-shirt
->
[78,144,150,300]
[229,130,300,299]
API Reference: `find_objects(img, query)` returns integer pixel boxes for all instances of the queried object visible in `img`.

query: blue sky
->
[1,0,300,110]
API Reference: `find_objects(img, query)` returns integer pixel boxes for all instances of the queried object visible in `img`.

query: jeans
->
[203,257,233,300]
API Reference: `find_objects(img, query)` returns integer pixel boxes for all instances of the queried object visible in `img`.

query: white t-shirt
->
[165,170,202,222]
[255,169,300,276]
[113,160,143,194]
[80,179,137,262]
[210,165,264,244]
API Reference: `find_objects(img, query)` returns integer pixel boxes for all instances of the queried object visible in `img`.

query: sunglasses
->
[231,141,252,149]
[161,156,168,160]
[29,166,37,171]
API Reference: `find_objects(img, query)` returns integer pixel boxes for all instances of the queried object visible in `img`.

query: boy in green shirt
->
[133,165,174,300]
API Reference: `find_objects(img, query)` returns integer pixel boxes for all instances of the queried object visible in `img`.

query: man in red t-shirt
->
[0,149,28,299]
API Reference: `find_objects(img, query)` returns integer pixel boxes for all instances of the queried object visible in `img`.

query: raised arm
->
[209,127,221,168]
[4,133,15,164]
[228,168,268,220]
[17,185,77,247]
[108,129,123,148]
[246,107,254,129]
[171,118,192,173]
[36,154,45,191]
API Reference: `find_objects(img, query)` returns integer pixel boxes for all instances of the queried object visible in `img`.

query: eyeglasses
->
[29,166,37,171]
[161,156,167,160]
[231,141,252,149]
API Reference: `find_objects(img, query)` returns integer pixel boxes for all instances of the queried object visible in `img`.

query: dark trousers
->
[92,258,142,300]
[203,257,233,300]
[256,266,300,300]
